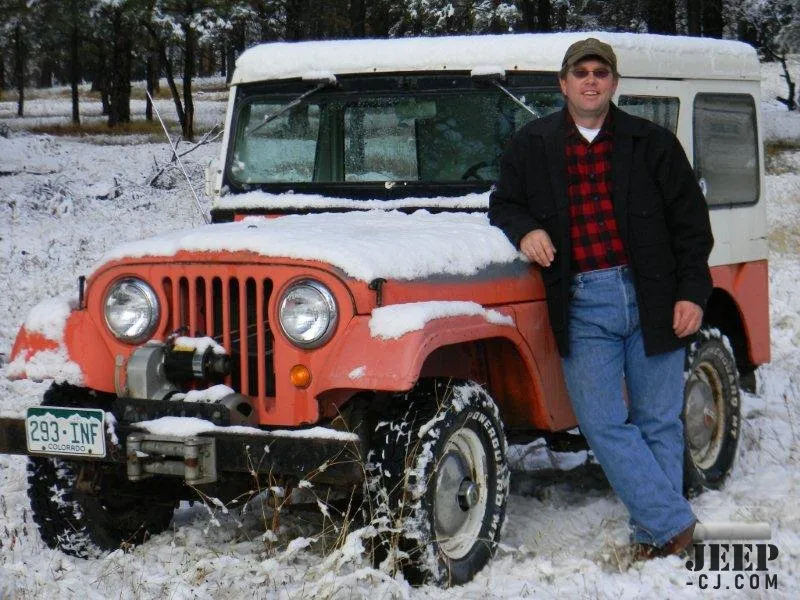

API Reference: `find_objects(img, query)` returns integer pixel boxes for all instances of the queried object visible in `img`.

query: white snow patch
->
[21,295,75,342]
[348,366,367,380]
[94,210,521,282]
[133,416,359,442]
[213,190,491,211]
[173,384,234,403]
[172,335,227,355]
[233,33,759,84]
[6,348,83,385]
[132,416,262,436]
[369,301,514,339]
[267,427,359,442]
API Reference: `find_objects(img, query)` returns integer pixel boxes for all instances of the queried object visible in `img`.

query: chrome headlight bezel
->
[278,279,338,349]
[103,277,160,344]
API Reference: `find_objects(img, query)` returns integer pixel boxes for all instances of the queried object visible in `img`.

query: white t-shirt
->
[576,124,601,143]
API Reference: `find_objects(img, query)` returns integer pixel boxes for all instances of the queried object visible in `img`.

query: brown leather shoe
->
[631,543,659,561]
[631,521,696,561]
[659,521,696,556]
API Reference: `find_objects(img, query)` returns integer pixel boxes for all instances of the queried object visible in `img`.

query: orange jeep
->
[0,33,768,585]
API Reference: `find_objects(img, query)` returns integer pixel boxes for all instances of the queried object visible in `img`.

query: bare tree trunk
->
[38,57,54,88]
[70,17,80,125]
[108,9,133,127]
[537,0,551,32]
[350,0,366,37]
[737,19,758,46]
[702,0,723,38]
[518,0,536,31]
[766,48,797,111]
[14,24,24,117]
[686,0,701,35]
[225,43,234,83]
[145,23,186,133]
[286,0,306,41]
[646,0,676,34]
[182,3,195,141]
[145,55,155,121]
[224,21,245,84]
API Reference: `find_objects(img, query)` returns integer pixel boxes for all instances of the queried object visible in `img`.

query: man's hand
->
[520,229,556,267]
[673,300,703,338]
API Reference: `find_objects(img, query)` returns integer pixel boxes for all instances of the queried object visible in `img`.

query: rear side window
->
[693,94,759,206]
[618,95,679,133]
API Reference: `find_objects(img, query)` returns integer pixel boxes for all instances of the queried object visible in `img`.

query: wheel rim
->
[685,359,726,469]
[433,427,488,560]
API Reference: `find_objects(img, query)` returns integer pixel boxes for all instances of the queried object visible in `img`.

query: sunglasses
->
[570,67,612,80]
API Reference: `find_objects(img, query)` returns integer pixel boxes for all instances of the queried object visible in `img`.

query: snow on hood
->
[95,209,523,282]
[213,190,491,212]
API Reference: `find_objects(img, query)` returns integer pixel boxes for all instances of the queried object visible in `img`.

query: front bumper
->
[0,415,364,486]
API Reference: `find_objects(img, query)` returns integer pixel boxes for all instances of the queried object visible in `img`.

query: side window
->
[618,95,679,133]
[693,93,759,206]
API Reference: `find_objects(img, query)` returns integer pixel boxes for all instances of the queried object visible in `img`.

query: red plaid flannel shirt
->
[565,114,629,273]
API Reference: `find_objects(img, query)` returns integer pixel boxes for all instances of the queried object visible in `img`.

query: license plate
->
[26,407,106,458]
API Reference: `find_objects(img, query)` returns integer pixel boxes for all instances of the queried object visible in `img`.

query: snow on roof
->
[95,209,522,282]
[232,32,759,85]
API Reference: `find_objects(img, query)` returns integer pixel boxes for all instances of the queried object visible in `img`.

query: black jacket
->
[489,105,713,357]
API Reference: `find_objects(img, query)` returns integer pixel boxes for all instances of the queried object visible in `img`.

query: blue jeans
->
[561,265,696,546]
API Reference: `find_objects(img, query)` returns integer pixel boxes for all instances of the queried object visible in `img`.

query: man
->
[489,38,713,558]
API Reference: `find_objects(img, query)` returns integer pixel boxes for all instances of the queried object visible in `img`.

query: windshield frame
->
[223,72,561,199]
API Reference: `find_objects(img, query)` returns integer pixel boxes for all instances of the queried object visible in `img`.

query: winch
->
[123,337,231,401]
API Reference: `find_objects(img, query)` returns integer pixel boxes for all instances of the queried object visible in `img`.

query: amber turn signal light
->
[289,364,312,388]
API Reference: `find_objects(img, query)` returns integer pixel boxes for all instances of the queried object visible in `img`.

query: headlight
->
[104,278,160,343]
[278,280,338,348]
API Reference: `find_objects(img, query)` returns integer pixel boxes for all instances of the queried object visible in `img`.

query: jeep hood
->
[94,209,523,282]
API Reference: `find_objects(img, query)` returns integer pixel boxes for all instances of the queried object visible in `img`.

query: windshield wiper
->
[491,80,541,119]
[245,78,335,138]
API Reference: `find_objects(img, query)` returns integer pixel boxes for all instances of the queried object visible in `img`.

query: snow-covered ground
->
[0,60,799,599]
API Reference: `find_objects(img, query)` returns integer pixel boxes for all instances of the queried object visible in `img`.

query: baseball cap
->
[562,38,618,75]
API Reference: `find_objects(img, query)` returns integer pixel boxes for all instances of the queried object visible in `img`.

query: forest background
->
[2,0,800,142]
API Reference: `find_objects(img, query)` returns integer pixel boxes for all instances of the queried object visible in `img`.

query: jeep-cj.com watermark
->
[685,522,780,591]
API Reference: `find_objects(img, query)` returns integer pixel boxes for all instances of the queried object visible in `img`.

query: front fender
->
[317,309,523,392]
[9,300,114,391]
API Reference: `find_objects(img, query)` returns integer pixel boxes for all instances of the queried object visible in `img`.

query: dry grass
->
[23,119,221,142]
[27,120,171,138]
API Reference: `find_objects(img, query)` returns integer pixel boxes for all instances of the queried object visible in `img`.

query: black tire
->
[364,379,509,586]
[27,384,178,558]
[682,329,741,497]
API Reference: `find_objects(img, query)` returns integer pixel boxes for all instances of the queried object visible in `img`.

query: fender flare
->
[317,310,529,392]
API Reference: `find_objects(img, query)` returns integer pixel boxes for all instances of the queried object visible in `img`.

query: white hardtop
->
[231,32,759,85]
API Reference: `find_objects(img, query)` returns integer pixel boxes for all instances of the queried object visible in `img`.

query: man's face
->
[559,58,619,123]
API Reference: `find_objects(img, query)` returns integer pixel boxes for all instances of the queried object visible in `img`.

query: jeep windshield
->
[226,74,563,195]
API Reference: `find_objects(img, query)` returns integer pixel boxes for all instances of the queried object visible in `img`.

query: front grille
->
[162,275,275,400]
